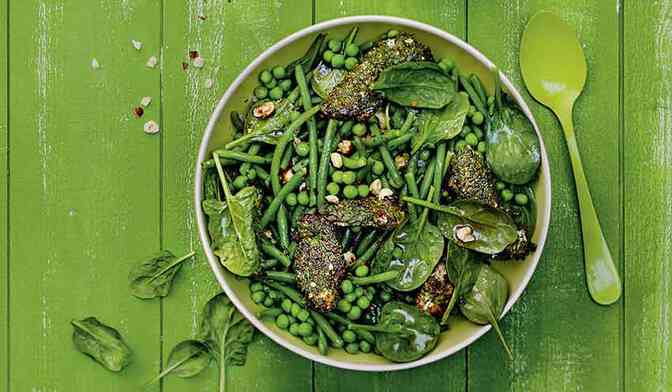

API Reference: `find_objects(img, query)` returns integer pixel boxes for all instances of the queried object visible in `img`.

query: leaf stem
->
[147,251,196,284]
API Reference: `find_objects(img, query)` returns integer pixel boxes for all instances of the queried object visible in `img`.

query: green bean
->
[324,312,352,326]
[310,311,344,347]
[352,137,367,154]
[459,75,487,117]
[294,65,319,197]
[401,195,462,215]
[363,134,386,148]
[317,327,329,355]
[470,73,487,105]
[253,164,270,181]
[379,145,403,188]
[388,133,414,150]
[257,307,283,319]
[355,237,384,266]
[280,144,294,170]
[260,169,306,228]
[343,26,359,51]
[290,205,305,228]
[239,144,261,175]
[203,150,270,168]
[433,144,446,203]
[404,172,420,219]
[359,40,373,52]
[261,258,279,269]
[286,70,313,104]
[442,150,454,178]
[317,119,338,208]
[288,241,297,259]
[341,228,353,249]
[355,230,377,257]
[264,281,305,305]
[419,158,436,199]
[354,329,376,344]
[339,120,354,137]
[352,270,400,285]
[356,165,370,182]
[342,155,367,169]
[264,271,297,284]
[260,241,291,268]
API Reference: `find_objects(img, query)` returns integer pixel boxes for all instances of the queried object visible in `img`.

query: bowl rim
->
[194,15,551,372]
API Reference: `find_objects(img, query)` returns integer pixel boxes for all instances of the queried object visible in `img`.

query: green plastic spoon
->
[520,11,621,305]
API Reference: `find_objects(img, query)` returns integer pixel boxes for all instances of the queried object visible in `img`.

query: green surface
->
[1,1,670,391]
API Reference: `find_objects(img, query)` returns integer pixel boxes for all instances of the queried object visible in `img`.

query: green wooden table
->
[1,1,670,391]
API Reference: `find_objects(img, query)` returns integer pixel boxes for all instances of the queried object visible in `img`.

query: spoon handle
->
[557,110,622,305]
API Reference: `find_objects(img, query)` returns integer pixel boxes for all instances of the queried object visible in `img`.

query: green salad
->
[202,27,541,363]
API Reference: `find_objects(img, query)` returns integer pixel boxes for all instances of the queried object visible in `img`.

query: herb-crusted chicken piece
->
[321,33,433,121]
[416,263,454,317]
[293,214,345,312]
[446,146,500,208]
[320,196,405,229]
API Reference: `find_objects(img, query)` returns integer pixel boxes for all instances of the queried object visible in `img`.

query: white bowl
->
[195,15,551,372]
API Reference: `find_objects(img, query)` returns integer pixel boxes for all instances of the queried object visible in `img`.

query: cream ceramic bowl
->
[195,15,551,371]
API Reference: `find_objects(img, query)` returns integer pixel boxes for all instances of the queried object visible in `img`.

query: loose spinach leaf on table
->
[71,317,133,372]
[128,250,195,299]
[440,242,481,325]
[412,92,470,152]
[373,194,444,291]
[372,61,456,109]
[459,264,513,359]
[437,200,518,254]
[199,293,256,392]
[147,340,211,384]
[311,63,346,99]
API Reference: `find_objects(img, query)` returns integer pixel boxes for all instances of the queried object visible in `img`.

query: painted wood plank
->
[8,1,162,390]
[1,1,8,390]
[624,1,672,391]
[313,2,466,391]
[160,1,313,391]
[467,1,622,391]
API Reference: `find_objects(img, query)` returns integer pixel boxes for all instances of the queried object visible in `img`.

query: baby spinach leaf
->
[372,62,455,109]
[71,317,132,372]
[199,293,256,392]
[147,340,211,384]
[437,200,518,254]
[243,99,297,145]
[128,250,195,299]
[412,92,470,152]
[286,33,327,75]
[459,265,513,359]
[311,63,346,99]
[440,242,481,325]
[209,156,261,277]
[373,195,444,292]
[373,302,440,363]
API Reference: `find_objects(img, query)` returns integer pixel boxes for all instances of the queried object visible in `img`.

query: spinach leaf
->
[436,200,518,254]
[373,197,444,291]
[440,242,481,325]
[459,265,513,359]
[311,63,346,99]
[147,340,211,384]
[412,92,470,152]
[485,71,541,184]
[71,317,132,372]
[243,99,297,145]
[372,62,455,109]
[199,293,256,392]
[286,33,327,75]
[209,157,261,277]
[128,250,195,299]
[373,302,440,362]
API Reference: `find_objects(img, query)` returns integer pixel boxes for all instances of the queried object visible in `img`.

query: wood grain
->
[160,1,313,391]
[313,2,467,391]
[1,1,7,389]
[8,0,162,390]
[624,1,672,391]
[467,1,623,391]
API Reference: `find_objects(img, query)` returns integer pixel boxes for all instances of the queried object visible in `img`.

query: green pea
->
[254,86,268,99]
[387,29,399,38]
[297,309,310,322]
[269,86,283,100]
[357,184,370,197]
[233,175,248,189]
[460,126,471,138]
[465,133,478,146]
[279,79,292,92]
[343,185,358,199]
[337,299,352,313]
[297,191,310,206]
[289,323,300,336]
[345,342,360,354]
[372,160,385,175]
[344,57,358,70]
[341,279,354,294]
[342,330,357,343]
[331,54,345,69]
[275,314,290,329]
[298,322,313,337]
[501,189,514,202]
[250,282,264,292]
[246,169,257,180]
[263,297,274,307]
[344,293,357,303]
[347,305,362,319]
[379,291,392,302]
[323,50,334,63]
[281,298,293,313]
[290,303,302,317]
[472,111,484,125]
[515,193,529,205]
[328,39,342,52]
[419,149,431,161]
[496,181,506,191]
[455,140,467,151]
[342,171,356,185]
[354,287,365,297]
[477,141,487,153]
[272,66,287,79]
[287,315,297,325]
[264,78,277,89]
[332,170,344,184]
[354,265,369,277]
[259,70,273,84]
[366,286,376,296]
[474,127,484,139]
[326,182,340,195]
[352,123,367,136]
[359,340,371,353]
[296,142,310,157]
[345,43,360,57]
[356,296,370,309]
[302,334,318,346]
[252,291,266,304]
